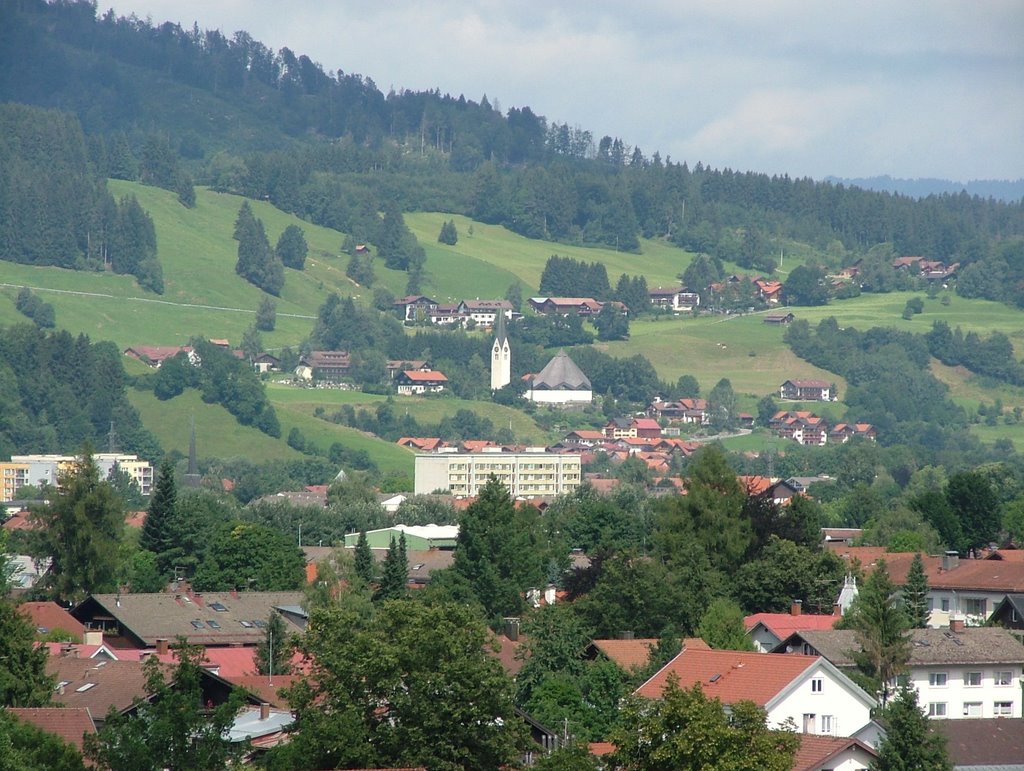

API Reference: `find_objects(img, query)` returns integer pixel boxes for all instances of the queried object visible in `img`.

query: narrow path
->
[0,283,316,319]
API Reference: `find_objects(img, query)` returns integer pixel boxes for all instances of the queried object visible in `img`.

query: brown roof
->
[791,735,877,771]
[18,601,86,636]
[931,718,1024,767]
[226,674,298,708]
[591,638,660,671]
[48,657,155,717]
[71,591,306,647]
[635,648,819,704]
[489,632,528,677]
[782,627,1024,668]
[6,707,96,751]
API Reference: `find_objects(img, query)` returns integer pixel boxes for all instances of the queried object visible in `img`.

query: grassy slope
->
[266,383,551,445]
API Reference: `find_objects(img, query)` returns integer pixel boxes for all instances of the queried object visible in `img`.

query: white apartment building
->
[1,454,154,500]
[774,626,1024,720]
[414,450,581,498]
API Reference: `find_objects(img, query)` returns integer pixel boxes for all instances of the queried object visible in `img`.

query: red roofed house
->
[396,437,445,452]
[123,345,194,368]
[635,647,876,738]
[395,370,448,395]
[791,735,878,771]
[745,603,841,653]
[755,279,784,304]
[779,379,834,402]
[630,417,662,439]
[7,707,96,752]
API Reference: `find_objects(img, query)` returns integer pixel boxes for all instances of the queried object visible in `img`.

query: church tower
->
[490,310,511,390]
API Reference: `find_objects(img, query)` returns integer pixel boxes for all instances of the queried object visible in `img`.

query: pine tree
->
[903,553,929,628]
[353,530,374,586]
[874,687,952,771]
[376,533,408,601]
[139,459,181,579]
[437,219,458,245]
[255,611,293,676]
[847,560,911,705]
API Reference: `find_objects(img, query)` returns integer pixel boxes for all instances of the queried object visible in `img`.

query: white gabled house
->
[634,647,877,738]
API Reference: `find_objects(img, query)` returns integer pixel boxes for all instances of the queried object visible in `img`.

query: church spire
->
[490,310,511,390]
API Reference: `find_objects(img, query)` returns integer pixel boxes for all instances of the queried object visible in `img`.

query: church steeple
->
[490,311,511,390]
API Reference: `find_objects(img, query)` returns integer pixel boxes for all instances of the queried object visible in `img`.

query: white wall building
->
[414,450,581,498]
[2,453,153,500]
[525,349,592,406]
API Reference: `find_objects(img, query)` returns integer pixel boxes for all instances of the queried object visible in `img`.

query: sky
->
[110,0,1024,182]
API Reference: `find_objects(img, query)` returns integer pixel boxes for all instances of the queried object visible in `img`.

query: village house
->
[647,397,709,425]
[744,602,842,653]
[647,287,701,312]
[385,359,432,379]
[296,350,350,382]
[395,370,448,395]
[828,423,877,443]
[772,625,1024,720]
[123,345,196,368]
[779,379,834,401]
[635,647,877,738]
[770,411,830,446]
[393,294,439,322]
[755,278,784,304]
[528,297,605,316]
[252,352,280,374]
[456,299,514,327]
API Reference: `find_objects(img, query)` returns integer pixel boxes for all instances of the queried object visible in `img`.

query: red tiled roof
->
[124,510,147,528]
[7,707,96,751]
[226,674,298,707]
[738,475,773,496]
[400,370,447,382]
[592,639,660,671]
[743,613,839,636]
[791,735,877,771]
[631,418,661,430]
[18,602,86,636]
[489,632,527,677]
[635,647,818,704]
[588,742,616,757]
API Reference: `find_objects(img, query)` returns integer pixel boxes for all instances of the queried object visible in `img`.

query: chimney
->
[260,702,271,721]
[82,629,103,646]
[155,638,169,655]
[832,602,842,617]
[230,588,238,599]
[192,592,204,607]
[60,643,77,658]
[790,599,803,616]
[942,550,960,572]
[503,618,520,642]
[950,617,965,633]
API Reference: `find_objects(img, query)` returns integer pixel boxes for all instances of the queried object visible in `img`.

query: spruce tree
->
[255,611,293,676]
[903,553,929,628]
[0,599,54,706]
[275,224,308,269]
[376,533,408,601]
[847,560,911,705]
[139,458,181,579]
[353,530,375,586]
[874,687,952,771]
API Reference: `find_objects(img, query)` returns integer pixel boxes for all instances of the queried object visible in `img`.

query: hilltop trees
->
[437,219,458,245]
[540,256,610,299]
[377,203,425,272]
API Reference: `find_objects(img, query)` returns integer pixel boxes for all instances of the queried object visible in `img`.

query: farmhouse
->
[528,297,604,316]
[779,379,834,401]
[123,345,195,367]
[393,294,439,321]
[457,299,514,327]
[297,350,351,382]
[647,287,700,312]
[395,370,448,395]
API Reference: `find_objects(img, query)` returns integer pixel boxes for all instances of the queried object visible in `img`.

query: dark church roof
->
[531,350,590,390]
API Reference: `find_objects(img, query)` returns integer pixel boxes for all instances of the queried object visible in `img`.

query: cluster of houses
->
[770,411,877,446]
[393,296,516,326]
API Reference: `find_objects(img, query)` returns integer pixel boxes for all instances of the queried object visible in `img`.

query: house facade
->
[779,379,833,401]
[396,370,448,395]
[414,451,582,497]
[298,350,351,382]
[773,626,1024,720]
[636,648,876,738]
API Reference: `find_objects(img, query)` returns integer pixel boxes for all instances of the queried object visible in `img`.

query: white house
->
[772,626,1024,720]
[635,647,876,738]
[792,735,879,771]
[395,370,448,395]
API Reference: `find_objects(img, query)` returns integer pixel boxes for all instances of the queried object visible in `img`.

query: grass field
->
[265,383,552,445]
[404,212,695,297]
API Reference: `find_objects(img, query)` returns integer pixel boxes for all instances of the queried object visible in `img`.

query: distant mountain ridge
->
[825,175,1024,203]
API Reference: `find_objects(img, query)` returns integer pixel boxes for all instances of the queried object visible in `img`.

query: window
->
[928,703,947,717]
[994,702,1013,716]
[811,677,823,694]
[820,715,834,734]
[962,702,982,717]
[929,672,948,687]
[940,598,950,612]
[802,714,815,733]
[963,598,987,616]
[995,671,1013,686]
[965,672,982,687]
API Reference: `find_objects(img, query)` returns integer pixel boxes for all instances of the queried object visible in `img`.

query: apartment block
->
[414,451,581,498]
[1,454,154,501]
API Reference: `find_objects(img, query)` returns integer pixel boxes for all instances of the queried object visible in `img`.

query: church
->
[490,315,592,406]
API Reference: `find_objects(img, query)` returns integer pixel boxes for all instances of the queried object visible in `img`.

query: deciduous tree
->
[275,224,308,269]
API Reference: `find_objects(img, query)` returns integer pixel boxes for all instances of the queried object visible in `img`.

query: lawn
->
[128,388,304,463]
[265,383,551,445]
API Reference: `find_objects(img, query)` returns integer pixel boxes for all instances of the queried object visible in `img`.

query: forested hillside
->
[3,0,1023,306]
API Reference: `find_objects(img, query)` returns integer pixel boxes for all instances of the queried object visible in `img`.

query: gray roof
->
[73,592,306,647]
[531,349,591,390]
[777,628,1024,668]
[931,718,1024,769]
